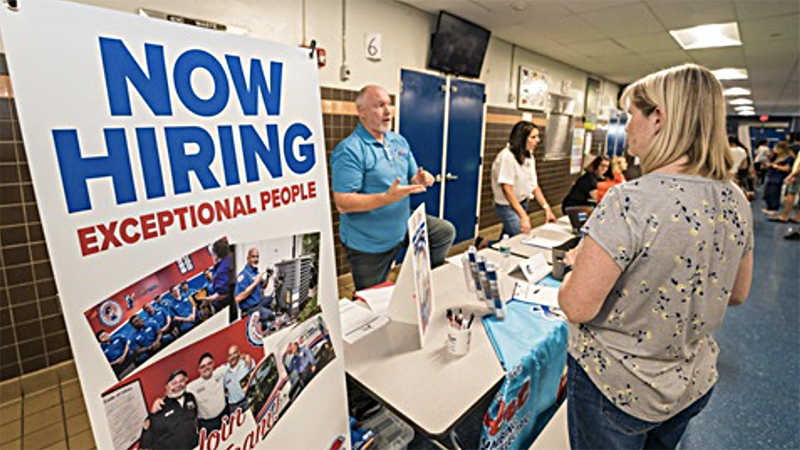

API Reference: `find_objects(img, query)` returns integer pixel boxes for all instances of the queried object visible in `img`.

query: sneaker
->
[785,229,800,240]
[761,209,779,216]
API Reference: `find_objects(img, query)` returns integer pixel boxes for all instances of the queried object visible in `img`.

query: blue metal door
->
[399,69,446,217]
[443,78,484,243]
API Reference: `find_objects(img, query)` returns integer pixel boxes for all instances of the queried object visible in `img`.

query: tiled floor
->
[0,360,95,450]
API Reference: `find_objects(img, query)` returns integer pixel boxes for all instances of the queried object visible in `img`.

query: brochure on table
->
[387,204,434,347]
[0,1,349,449]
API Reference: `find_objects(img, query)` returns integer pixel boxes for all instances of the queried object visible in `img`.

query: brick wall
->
[1,55,71,380]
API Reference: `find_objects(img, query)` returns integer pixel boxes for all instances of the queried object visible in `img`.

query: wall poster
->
[570,128,586,174]
[0,1,350,449]
[517,66,548,111]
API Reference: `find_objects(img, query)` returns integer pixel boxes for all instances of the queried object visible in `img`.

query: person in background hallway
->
[561,155,610,214]
[769,151,800,225]
[754,139,771,186]
[729,135,755,197]
[330,84,455,290]
[784,161,800,241]
[558,64,753,450]
[763,141,795,215]
[490,120,557,236]
[597,155,628,203]
[727,135,748,175]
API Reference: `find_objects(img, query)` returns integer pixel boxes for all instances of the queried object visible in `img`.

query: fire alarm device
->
[316,48,327,68]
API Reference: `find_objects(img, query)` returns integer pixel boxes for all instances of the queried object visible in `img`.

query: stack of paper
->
[511,282,560,308]
[339,299,390,344]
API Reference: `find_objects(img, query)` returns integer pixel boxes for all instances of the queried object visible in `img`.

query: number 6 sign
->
[365,32,382,61]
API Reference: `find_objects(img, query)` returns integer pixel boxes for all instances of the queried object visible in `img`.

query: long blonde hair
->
[620,64,732,180]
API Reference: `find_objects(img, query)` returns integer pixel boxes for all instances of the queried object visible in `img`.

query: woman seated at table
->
[597,155,628,203]
[561,155,609,215]
[490,120,557,236]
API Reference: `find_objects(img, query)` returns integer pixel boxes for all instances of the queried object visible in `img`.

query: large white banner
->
[0,1,349,449]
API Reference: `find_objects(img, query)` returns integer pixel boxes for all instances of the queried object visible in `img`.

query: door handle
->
[445,173,459,181]
[434,173,443,183]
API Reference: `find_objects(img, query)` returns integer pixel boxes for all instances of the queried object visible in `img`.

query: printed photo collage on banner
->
[95,233,336,450]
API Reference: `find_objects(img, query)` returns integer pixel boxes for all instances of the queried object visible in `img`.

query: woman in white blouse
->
[490,121,556,236]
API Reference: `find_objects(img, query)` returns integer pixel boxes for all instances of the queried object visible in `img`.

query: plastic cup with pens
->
[446,308,473,356]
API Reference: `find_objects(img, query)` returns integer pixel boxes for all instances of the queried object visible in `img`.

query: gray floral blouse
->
[569,173,753,422]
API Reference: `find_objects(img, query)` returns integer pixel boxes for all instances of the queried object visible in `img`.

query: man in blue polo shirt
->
[234,248,275,330]
[129,315,164,364]
[330,84,455,290]
[97,330,130,377]
[170,284,196,334]
[141,302,174,346]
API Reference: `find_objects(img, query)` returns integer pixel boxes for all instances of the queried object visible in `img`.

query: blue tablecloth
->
[479,277,567,450]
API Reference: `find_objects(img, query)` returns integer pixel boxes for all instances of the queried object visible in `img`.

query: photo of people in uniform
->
[85,238,235,379]
[233,232,321,345]
[101,320,260,450]
[246,315,336,423]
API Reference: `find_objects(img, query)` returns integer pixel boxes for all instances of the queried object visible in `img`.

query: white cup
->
[447,326,472,356]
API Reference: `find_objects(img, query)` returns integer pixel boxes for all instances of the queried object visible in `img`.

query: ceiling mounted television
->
[427,11,491,79]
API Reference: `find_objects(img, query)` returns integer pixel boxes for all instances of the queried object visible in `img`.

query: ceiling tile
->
[565,39,636,57]
[562,1,639,14]
[638,50,697,69]
[645,0,737,29]
[513,14,606,45]
[688,46,747,67]
[738,14,800,44]
[615,32,684,53]
[734,0,800,19]
[578,3,665,39]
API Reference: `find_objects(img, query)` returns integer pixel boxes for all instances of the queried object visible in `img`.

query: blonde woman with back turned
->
[558,64,753,450]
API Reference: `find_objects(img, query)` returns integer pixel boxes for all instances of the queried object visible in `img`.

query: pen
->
[467,314,474,329]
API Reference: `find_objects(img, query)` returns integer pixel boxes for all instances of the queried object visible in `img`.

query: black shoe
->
[785,228,800,240]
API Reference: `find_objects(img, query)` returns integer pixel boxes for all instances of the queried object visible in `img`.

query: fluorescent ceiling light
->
[723,87,751,96]
[729,98,753,105]
[712,68,748,80]
[670,22,741,50]
[735,106,754,111]
[738,111,755,116]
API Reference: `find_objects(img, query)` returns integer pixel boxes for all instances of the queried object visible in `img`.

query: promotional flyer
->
[0,0,349,448]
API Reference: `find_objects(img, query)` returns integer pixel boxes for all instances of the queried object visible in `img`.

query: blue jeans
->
[495,200,528,236]
[345,214,455,291]
[567,356,714,450]
[764,181,783,211]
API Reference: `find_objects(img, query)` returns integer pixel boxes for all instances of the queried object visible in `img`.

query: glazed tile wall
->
[0,70,602,381]
[0,54,71,381]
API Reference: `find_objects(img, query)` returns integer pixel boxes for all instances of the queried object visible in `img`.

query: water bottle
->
[499,234,512,271]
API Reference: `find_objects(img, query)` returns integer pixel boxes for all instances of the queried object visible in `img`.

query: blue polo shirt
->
[234,265,264,310]
[171,296,194,319]
[141,309,169,330]
[153,300,175,318]
[102,334,129,363]
[331,123,418,253]
[132,319,160,350]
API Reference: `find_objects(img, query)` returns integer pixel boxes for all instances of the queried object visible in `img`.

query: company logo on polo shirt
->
[245,312,266,347]
[98,299,124,327]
